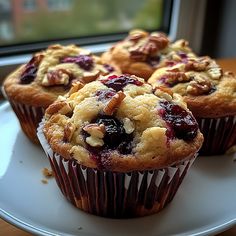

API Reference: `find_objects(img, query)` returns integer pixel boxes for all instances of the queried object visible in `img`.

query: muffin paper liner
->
[197,116,236,155]
[9,100,45,143]
[37,121,196,218]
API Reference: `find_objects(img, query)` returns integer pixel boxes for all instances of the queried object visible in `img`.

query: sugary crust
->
[148,58,236,118]
[43,76,203,172]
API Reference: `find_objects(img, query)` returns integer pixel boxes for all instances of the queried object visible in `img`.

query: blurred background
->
[0,0,166,56]
[1,0,236,57]
[0,0,164,46]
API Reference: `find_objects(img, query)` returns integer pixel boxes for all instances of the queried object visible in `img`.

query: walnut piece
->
[184,57,223,80]
[149,32,169,50]
[42,69,72,86]
[68,81,84,96]
[129,49,147,61]
[64,122,76,142]
[186,75,213,96]
[82,70,100,83]
[207,66,222,79]
[128,29,148,41]
[129,33,169,61]
[83,124,105,138]
[46,101,72,116]
[154,86,173,101]
[161,71,190,86]
[185,59,209,72]
[86,136,104,147]
[103,91,126,115]
[83,124,106,147]
[123,118,135,134]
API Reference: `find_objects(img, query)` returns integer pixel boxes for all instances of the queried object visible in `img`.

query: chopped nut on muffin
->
[101,29,196,80]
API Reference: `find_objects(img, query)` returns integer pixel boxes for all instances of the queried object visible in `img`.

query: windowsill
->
[0,42,113,67]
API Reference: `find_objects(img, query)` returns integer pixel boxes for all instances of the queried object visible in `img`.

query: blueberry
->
[83,115,133,155]
[159,101,198,141]
[100,74,143,92]
[61,55,94,71]
[95,89,116,101]
[94,115,125,149]
[103,64,114,73]
[20,65,37,84]
[20,55,43,84]
[146,56,160,67]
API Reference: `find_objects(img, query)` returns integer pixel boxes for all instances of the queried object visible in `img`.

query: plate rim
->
[1,207,236,236]
[0,208,57,236]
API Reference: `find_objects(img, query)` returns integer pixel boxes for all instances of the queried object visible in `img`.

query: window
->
[0,0,172,56]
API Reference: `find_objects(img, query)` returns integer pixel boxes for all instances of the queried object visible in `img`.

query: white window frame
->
[169,0,207,53]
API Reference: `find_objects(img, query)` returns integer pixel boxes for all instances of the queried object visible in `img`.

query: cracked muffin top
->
[3,44,118,108]
[148,56,236,118]
[43,74,203,172]
[101,29,195,80]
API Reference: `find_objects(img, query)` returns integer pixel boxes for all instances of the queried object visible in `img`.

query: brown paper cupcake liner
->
[37,121,196,218]
[197,116,236,155]
[9,100,45,143]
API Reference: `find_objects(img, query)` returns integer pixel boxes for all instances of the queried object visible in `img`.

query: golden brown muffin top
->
[114,29,195,62]
[43,74,203,172]
[148,56,236,117]
[3,44,117,107]
[101,29,196,79]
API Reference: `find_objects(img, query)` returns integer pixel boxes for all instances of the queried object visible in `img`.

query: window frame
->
[171,0,207,54]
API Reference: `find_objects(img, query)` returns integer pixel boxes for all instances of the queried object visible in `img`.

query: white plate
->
[0,101,236,236]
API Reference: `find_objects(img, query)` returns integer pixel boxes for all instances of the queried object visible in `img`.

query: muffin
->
[37,74,203,218]
[3,44,118,143]
[148,56,236,155]
[101,29,195,80]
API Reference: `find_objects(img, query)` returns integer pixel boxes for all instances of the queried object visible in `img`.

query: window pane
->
[0,0,166,46]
